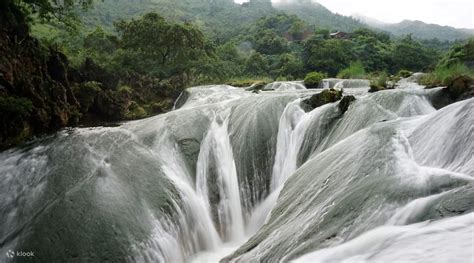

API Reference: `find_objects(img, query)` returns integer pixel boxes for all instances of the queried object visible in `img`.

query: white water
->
[294,212,474,263]
[196,109,245,243]
[1,80,472,263]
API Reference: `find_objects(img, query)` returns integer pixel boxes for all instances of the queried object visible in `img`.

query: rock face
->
[0,16,180,149]
[0,22,81,149]
[430,75,473,109]
[446,75,473,100]
[301,88,342,110]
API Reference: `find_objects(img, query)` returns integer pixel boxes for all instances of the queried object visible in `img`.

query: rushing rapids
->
[0,79,472,262]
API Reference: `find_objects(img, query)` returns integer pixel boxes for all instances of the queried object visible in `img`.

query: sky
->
[234,0,474,29]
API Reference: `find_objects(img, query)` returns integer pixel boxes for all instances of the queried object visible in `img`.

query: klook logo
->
[6,250,14,258]
[5,250,35,258]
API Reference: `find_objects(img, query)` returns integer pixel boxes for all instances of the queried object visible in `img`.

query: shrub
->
[397,69,413,78]
[369,72,388,92]
[0,96,33,119]
[73,81,102,113]
[304,71,327,89]
[337,61,366,79]
[420,63,473,88]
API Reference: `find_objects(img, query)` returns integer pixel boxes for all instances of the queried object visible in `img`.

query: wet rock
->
[245,81,267,92]
[302,88,342,110]
[338,95,356,114]
[446,75,473,100]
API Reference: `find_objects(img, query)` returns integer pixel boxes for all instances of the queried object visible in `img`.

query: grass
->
[420,63,474,88]
[337,61,366,79]
[368,71,388,92]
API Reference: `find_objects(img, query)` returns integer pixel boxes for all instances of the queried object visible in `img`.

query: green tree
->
[391,35,437,72]
[303,37,353,76]
[114,13,211,77]
[245,52,269,76]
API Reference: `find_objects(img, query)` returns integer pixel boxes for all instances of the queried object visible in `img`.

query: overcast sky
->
[234,0,474,29]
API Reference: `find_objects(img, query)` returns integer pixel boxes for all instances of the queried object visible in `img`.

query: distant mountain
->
[77,0,472,42]
[353,14,474,41]
[273,0,365,32]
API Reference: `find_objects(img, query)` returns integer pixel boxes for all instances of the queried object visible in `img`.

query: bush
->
[0,96,33,119]
[304,71,327,89]
[420,63,473,88]
[73,81,102,113]
[397,69,413,78]
[369,72,388,92]
[337,61,366,79]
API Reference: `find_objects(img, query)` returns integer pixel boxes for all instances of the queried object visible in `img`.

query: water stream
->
[0,79,472,262]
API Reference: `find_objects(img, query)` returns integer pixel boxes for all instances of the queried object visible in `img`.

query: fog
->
[234,0,474,29]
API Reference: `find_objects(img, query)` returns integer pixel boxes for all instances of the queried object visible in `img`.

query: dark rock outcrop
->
[338,95,356,114]
[301,88,342,111]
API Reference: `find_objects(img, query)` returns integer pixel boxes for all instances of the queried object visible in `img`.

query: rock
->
[338,95,356,114]
[369,85,385,93]
[446,75,473,100]
[245,81,267,92]
[302,88,342,110]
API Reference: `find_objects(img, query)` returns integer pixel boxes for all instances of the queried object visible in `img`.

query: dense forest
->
[1,0,473,149]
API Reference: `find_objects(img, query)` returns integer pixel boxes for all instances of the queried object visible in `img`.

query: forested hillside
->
[354,15,474,41]
[1,0,473,149]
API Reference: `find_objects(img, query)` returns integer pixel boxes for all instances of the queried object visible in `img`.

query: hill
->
[354,14,474,41]
[273,0,365,32]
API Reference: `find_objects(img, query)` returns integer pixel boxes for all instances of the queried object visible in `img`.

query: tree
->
[0,0,92,27]
[390,35,437,72]
[114,13,211,77]
[245,52,269,76]
[303,37,353,76]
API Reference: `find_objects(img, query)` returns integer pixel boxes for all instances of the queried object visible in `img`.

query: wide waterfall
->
[0,79,472,262]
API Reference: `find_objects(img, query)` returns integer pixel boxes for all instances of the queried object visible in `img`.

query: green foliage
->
[337,61,366,79]
[303,37,353,76]
[73,81,102,113]
[244,52,269,77]
[397,70,413,78]
[437,38,474,68]
[420,63,474,87]
[391,35,438,72]
[0,96,33,119]
[115,13,210,77]
[304,71,326,89]
[369,72,388,92]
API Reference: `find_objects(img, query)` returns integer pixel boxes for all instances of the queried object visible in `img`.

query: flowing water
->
[0,79,472,262]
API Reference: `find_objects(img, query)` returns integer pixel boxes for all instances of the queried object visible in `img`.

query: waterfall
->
[196,109,245,243]
[0,81,472,263]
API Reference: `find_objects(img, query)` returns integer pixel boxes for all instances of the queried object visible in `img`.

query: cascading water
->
[196,109,245,243]
[0,79,472,263]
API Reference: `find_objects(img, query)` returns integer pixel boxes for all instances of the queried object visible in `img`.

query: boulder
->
[446,75,473,100]
[302,88,342,110]
[338,95,356,114]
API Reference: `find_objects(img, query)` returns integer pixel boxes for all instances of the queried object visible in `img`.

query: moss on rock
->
[302,88,342,110]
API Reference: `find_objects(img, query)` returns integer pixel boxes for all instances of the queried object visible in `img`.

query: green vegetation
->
[1,0,473,149]
[420,40,474,88]
[369,72,389,92]
[338,61,366,79]
[304,72,327,89]
[420,63,473,87]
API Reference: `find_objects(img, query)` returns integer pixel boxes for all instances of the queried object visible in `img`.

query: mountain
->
[353,14,474,41]
[273,0,365,32]
[78,0,277,41]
